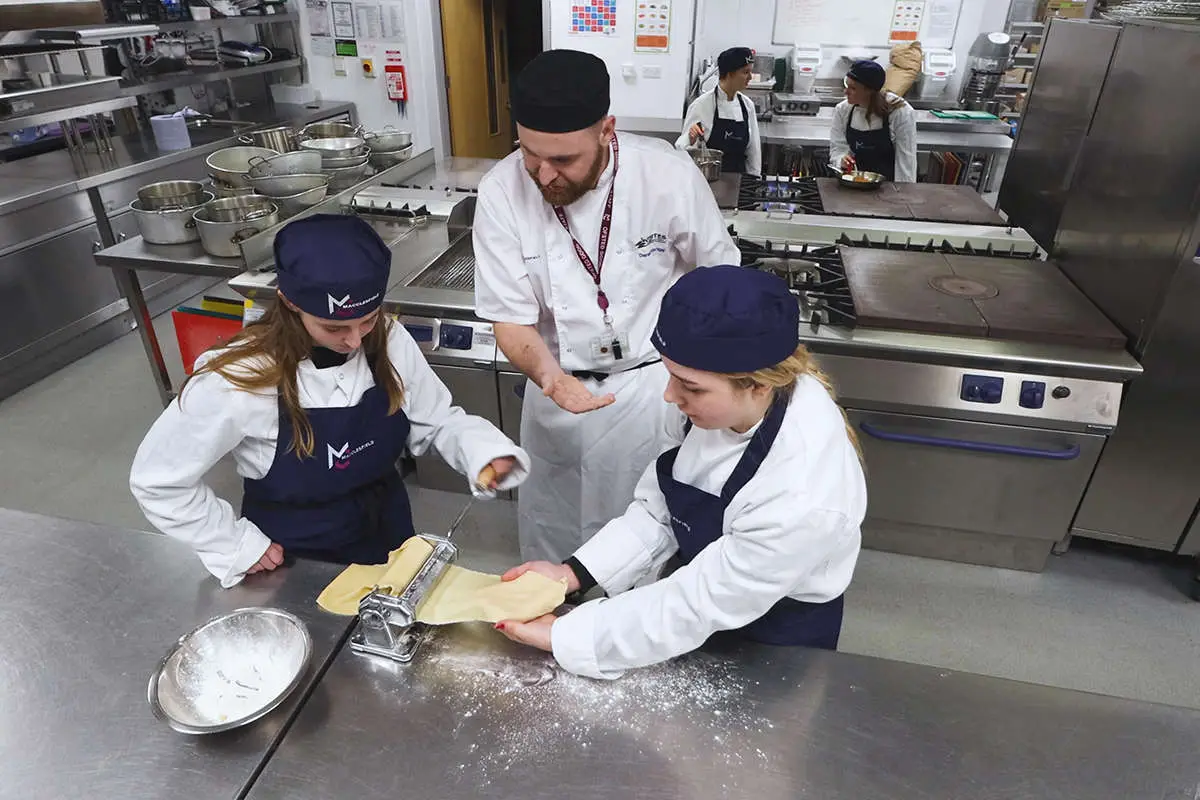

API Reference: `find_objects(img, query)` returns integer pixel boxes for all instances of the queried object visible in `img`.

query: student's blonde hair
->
[725,344,863,464]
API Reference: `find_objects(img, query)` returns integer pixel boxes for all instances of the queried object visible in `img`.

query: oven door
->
[848,409,1106,571]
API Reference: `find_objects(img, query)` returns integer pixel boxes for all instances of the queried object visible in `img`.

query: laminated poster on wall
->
[889,1,925,43]
[355,2,384,41]
[310,36,334,57]
[331,0,356,39]
[634,0,670,53]
[306,0,332,37]
[569,0,618,36]
[379,0,407,43]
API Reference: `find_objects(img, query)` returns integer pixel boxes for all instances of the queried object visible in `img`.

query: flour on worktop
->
[418,637,773,780]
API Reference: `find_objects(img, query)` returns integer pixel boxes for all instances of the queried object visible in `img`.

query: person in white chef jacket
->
[494,266,867,680]
[130,215,529,588]
[473,49,741,565]
[828,59,918,183]
[676,46,762,178]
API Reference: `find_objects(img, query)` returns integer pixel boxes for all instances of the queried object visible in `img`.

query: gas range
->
[737,175,824,214]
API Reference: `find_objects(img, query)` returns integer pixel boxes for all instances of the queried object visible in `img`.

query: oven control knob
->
[981,385,1002,403]
[439,323,474,350]
[1051,385,1071,400]
[1020,381,1046,409]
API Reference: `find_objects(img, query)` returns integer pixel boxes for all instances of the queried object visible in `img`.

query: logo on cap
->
[652,327,666,348]
[327,292,382,318]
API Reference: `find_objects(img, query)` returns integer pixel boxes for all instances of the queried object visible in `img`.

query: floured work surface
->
[316,536,567,623]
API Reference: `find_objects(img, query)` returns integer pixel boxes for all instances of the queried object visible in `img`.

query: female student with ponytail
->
[495,265,868,680]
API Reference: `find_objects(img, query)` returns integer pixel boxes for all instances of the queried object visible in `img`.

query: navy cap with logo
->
[274,214,390,320]
[717,47,755,77]
[847,59,886,92]
[511,49,611,134]
[652,266,799,373]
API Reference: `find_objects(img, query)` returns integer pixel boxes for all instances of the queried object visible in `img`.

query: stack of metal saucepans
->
[246,151,330,218]
[362,126,413,171]
[299,133,371,191]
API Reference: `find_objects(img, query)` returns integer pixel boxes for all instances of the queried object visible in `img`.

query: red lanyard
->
[552,133,619,326]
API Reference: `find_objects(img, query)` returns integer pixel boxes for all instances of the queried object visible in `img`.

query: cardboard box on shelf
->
[1005,67,1029,84]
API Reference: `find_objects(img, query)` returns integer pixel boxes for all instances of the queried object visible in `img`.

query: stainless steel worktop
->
[0,508,351,800]
[760,107,1014,153]
[247,623,1200,800]
[0,100,356,216]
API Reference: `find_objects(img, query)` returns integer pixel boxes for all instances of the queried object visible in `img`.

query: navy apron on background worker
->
[844,59,896,180]
[707,87,752,174]
[655,402,844,649]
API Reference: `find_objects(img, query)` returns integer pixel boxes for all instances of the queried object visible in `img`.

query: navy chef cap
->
[652,266,799,373]
[274,214,390,320]
[512,49,610,134]
[847,59,886,91]
[718,47,755,77]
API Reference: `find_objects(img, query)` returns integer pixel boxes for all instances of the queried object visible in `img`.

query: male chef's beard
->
[530,142,607,207]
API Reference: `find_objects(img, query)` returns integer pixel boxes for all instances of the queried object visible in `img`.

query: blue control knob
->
[982,385,1003,403]
[960,374,1004,405]
[439,323,474,350]
[1019,381,1046,409]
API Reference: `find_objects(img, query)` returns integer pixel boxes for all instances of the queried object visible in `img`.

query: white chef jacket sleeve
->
[570,459,678,593]
[551,480,856,680]
[129,372,271,589]
[391,323,530,491]
[473,176,540,325]
[675,93,711,150]
[889,101,918,183]
[828,102,852,173]
[670,158,742,268]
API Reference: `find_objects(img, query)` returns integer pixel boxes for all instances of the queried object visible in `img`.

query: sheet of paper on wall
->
[306,0,332,37]
[569,0,618,36]
[379,0,407,43]
[925,0,962,48]
[634,0,671,53]
[310,35,334,57]
[355,2,384,41]
[331,0,355,39]
[889,0,926,44]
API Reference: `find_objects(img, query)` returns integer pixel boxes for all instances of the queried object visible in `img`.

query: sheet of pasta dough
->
[316,536,567,624]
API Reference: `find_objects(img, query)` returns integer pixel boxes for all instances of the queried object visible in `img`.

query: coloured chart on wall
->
[570,0,618,36]
[634,0,671,52]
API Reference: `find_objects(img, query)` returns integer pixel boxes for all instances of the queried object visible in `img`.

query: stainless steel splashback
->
[998,19,1121,252]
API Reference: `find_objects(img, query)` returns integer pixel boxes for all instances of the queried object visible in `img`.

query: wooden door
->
[441,0,513,159]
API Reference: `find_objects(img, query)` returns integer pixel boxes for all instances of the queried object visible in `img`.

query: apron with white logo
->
[242,383,414,564]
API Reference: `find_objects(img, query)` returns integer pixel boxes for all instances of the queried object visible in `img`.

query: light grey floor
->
[2,285,1197,711]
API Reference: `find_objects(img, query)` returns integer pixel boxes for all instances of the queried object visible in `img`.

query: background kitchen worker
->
[473,49,741,564]
[131,215,529,588]
[676,46,762,178]
[829,59,918,183]
[494,266,867,680]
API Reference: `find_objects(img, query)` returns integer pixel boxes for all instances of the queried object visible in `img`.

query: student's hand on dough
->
[246,541,284,574]
[479,457,515,490]
[495,614,556,652]
[543,374,616,414]
[502,561,581,593]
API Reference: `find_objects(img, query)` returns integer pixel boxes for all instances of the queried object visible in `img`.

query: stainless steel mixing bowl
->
[147,607,312,734]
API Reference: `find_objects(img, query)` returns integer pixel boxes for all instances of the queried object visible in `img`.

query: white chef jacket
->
[550,375,867,680]
[129,320,530,588]
[674,89,762,178]
[828,93,918,183]
[473,132,741,372]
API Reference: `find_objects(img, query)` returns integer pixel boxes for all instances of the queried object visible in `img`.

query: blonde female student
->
[130,214,529,587]
[495,265,867,680]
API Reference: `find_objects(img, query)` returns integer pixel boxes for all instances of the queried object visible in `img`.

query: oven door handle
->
[859,422,1082,461]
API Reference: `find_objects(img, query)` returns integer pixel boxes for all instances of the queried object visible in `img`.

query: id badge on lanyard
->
[552,134,628,363]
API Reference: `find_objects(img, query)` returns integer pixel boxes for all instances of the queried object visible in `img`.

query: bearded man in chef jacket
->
[473,49,742,564]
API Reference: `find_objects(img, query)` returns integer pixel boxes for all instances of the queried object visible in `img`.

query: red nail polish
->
[495,622,505,631]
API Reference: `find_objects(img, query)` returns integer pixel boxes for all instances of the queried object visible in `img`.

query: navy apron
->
[845,105,896,181]
[242,382,415,565]
[707,88,752,174]
[655,397,844,648]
